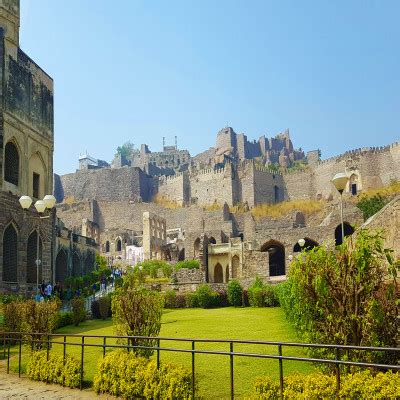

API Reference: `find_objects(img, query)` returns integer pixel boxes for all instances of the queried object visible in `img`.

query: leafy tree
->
[112,281,163,358]
[279,230,399,365]
[116,141,134,158]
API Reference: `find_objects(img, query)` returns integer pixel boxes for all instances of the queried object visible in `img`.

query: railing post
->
[3,332,5,360]
[80,336,84,390]
[62,335,66,387]
[46,334,50,384]
[278,344,284,399]
[191,341,195,399]
[7,336,10,374]
[103,336,106,357]
[335,347,341,393]
[18,333,22,377]
[157,338,160,369]
[230,341,234,400]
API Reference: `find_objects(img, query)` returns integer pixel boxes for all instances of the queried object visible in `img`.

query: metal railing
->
[0,332,399,399]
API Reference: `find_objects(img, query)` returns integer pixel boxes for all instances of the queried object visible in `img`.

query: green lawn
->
[3,307,315,399]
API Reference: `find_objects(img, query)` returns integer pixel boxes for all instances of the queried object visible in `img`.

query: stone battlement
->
[317,141,399,166]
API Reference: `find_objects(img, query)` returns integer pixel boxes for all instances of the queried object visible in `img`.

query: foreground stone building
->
[0,1,96,294]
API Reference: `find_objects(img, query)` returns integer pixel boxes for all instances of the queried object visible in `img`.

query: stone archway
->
[335,223,354,246]
[214,263,223,283]
[261,240,286,277]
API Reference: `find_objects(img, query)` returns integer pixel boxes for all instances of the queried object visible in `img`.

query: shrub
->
[227,280,243,306]
[164,290,177,308]
[215,289,229,307]
[71,297,86,326]
[3,300,23,336]
[248,278,280,307]
[279,230,399,364]
[253,371,400,399]
[112,284,163,358]
[175,294,186,308]
[56,311,74,329]
[93,350,193,399]
[27,350,82,388]
[185,292,199,308]
[196,284,218,309]
[175,260,200,270]
[98,296,110,320]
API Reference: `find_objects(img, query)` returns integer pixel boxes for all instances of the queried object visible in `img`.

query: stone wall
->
[56,166,154,202]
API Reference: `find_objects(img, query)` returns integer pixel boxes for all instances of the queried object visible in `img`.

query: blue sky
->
[21,0,399,175]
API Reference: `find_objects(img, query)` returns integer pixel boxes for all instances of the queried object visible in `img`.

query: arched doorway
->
[214,263,223,283]
[293,238,319,253]
[178,248,185,261]
[194,238,201,258]
[232,255,239,279]
[225,265,229,283]
[105,241,110,253]
[349,174,358,196]
[335,223,354,246]
[55,250,68,283]
[27,231,43,284]
[261,240,286,277]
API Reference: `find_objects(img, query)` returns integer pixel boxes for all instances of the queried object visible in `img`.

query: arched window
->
[27,231,43,284]
[116,239,122,252]
[105,241,110,253]
[55,250,68,283]
[232,255,240,279]
[4,142,19,185]
[214,263,223,283]
[209,237,217,244]
[335,223,355,246]
[293,238,319,253]
[225,265,229,283]
[72,253,81,277]
[261,240,286,277]
[349,174,358,195]
[3,224,18,282]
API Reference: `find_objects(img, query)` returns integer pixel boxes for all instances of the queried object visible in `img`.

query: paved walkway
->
[0,369,115,399]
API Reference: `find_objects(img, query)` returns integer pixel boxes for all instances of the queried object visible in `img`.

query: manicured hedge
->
[93,350,193,399]
[253,371,400,399]
[27,350,82,388]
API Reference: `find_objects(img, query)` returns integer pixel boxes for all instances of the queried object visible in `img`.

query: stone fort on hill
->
[54,126,400,208]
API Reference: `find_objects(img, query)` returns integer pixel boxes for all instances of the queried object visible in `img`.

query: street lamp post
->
[331,173,349,244]
[19,194,56,296]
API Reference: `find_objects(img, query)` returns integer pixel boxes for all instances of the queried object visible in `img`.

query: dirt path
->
[0,368,115,399]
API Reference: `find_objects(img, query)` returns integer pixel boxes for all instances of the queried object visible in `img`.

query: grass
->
[251,199,324,219]
[1,307,315,399]
[153,193,183,209]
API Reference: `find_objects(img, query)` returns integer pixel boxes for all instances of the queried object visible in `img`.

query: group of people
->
[34,281,64,302]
